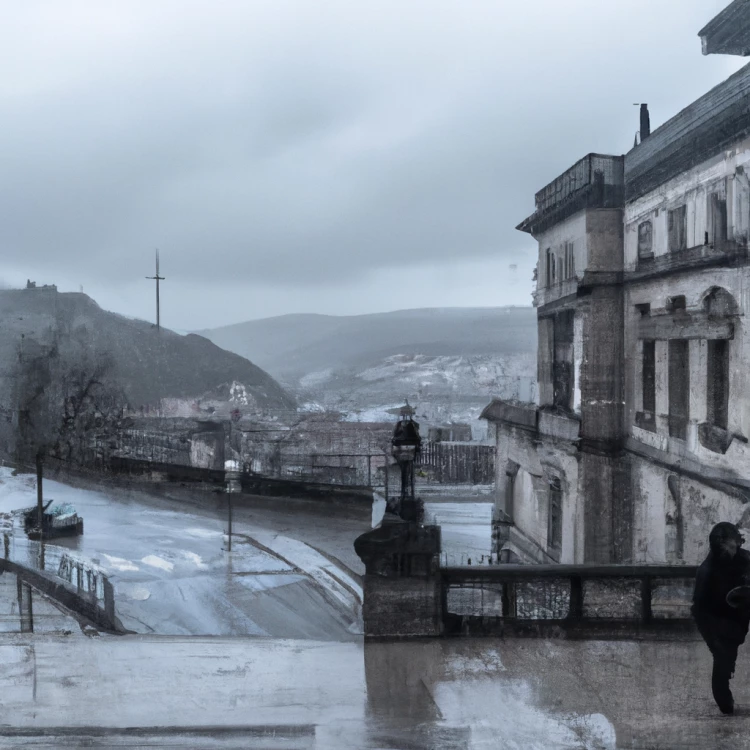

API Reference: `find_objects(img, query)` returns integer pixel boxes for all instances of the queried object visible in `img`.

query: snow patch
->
[184,527,223,539]
[102,554,139,572]
[141,555,174,572]
[299,369,334,388]
[182,551,208,569]
[298,401,326,412]
[118,584,151,601]
[229,381,250,406]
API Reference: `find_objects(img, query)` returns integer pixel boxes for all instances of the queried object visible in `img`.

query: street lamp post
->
[390,403,422,523]
[224,459,241,551]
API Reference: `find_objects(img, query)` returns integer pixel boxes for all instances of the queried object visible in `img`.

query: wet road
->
[0,469,367,638]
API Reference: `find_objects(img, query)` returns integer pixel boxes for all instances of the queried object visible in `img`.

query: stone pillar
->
[354,520,442,639]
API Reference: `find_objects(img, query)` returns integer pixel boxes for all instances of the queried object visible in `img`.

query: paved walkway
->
[3,634,750,748]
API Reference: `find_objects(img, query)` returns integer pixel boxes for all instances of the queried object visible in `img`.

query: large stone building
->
[482,0,750,566]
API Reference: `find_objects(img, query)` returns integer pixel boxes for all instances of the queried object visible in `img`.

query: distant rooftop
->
[517,154,624,235]
[699,0,750,56]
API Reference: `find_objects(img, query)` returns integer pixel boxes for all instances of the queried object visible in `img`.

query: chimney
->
[640,104,650,140]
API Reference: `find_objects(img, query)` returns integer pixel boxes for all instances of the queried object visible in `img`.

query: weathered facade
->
[483,154,626,564]
[483,2,750,566]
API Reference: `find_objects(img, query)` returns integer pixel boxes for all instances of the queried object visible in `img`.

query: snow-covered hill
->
[200,307,538,439]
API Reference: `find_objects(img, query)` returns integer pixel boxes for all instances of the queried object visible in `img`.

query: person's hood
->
[709,522,743,554]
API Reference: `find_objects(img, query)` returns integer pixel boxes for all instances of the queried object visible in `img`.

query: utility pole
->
[35,451,44,536]
[145,249,165,331]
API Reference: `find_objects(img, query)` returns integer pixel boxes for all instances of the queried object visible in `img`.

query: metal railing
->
[1,532,121,633]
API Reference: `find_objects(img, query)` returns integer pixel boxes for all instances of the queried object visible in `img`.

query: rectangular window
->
[707,339,729,430]
[563,241,575,279]
[546,248,554,287]
[667,295,686,313]
[642,340,656,416]
[668,340,689,439]
[668,205,687,252]
[553,310,575,410]
[637,220,653,259]
[710,193,728,247]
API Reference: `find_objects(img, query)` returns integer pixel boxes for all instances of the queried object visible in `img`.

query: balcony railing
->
[441,564,699,639]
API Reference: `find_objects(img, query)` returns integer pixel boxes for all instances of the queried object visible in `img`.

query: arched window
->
[703,287,738,318]
[637,220,653,259]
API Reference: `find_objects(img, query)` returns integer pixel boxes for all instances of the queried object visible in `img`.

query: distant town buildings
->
[482,0,750,565]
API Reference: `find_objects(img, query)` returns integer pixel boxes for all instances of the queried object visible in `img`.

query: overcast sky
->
[0,0,745,330]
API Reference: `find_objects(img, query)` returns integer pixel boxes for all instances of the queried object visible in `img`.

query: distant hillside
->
[198,308,537,432]
[0,289,295,412]
[199,307,537,383]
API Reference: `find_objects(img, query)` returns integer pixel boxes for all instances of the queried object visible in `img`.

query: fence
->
[440,563,699,638]
[246,451,387,487]
[416,442,495,485]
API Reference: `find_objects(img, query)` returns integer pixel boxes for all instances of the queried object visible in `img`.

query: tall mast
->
[146,249,165,331]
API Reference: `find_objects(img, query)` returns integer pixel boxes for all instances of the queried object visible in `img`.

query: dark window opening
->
[637,220,653,259]
[552,310,575,410]
[548,477,562,552]
[667,295,686,313]
[709,193,728,247]
[642,340,656,416]
[668,340,689,440]
[637,339,656,432]
[668,205,687,252]
[707,339,729,430]
[546,248,555,287]
[635,303,651,317]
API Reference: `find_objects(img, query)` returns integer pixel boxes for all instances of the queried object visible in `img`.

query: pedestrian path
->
[2,633,750,748]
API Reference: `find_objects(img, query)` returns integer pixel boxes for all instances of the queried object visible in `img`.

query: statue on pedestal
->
[389,403,422,523]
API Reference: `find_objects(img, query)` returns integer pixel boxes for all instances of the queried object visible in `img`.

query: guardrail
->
[1,533,125,634]
[440,564,700,639]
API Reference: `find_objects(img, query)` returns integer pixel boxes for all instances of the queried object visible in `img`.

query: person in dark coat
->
[692,522,750,714]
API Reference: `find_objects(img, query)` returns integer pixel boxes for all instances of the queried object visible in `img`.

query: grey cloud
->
[0,0,744,313]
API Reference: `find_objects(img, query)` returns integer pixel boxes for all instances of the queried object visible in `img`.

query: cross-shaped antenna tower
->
[146,249,165,330]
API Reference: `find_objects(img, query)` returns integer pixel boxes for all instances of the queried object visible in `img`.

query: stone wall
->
[629,453,746,564]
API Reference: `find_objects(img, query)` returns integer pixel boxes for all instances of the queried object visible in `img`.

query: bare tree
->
[12,339,125,529]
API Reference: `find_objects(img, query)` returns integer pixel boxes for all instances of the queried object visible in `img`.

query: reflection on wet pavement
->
[0,635,749,748]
